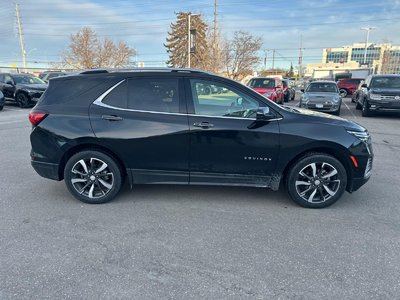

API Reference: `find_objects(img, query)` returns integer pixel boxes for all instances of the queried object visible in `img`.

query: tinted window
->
[13,75,45,84]
[306,82,338,93]
[47,73,63,79]
[127,78,179,113]
[190,79,259,118]
[103,80,127,108]
[248,78,275,88]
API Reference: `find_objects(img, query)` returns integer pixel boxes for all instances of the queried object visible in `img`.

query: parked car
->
[351,81,365,103]
[38,71,67,82]
[282,79,295,102]
[247,77,284,104]
[0,73,48,108]
[300,81,342,115]
[0,90,4,111]
[29,68,373,208]
[356,74,400,117]
[337,78,364,98]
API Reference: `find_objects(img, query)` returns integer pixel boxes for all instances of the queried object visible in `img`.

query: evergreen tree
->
[286,63,294,77]
[165,12,210,70]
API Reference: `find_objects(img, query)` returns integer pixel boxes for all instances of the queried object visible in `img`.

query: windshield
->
[306,82,338,93]
[371,77,400,89]
[13,75,46,85]
[248,78,275,89]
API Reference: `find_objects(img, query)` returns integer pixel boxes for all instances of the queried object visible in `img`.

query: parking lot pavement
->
[0,100,399,299]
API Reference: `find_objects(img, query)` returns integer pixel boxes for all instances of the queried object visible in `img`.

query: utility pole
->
[213,0,217,70]
[272,49,275,70]
[15,2,26,70]
[298,34,303,80]
[361,27,376,65]
[187,13,199,68]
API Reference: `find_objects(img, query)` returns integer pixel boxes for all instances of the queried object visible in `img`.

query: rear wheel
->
[286,153,347,208]
[339,89,348,98]
[16,93,30,108]
[64,150,123,204]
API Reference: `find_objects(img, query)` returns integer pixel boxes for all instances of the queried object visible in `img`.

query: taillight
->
[29,111,48,126]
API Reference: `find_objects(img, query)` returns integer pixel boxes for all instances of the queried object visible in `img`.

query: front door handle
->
[193,121,214,129]
[102,115,123,121]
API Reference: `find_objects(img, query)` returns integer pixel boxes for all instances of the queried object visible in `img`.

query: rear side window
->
[103,81,127,108]
[127,78,179,113]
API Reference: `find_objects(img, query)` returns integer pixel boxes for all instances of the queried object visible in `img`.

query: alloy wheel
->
[295,162,340,203]
[70,158,114,199]
[339,89,347,98]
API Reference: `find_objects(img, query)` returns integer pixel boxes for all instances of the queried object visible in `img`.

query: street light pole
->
[361,27,376,65]
[187,13,199,68]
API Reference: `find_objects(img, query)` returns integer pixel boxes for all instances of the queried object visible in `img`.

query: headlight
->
[332,96,340,102]
[346,130,370,144]
[370,93,381,100]
[301,96,309,103]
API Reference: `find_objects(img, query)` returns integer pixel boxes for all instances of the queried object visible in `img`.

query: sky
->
[0,0,400,70]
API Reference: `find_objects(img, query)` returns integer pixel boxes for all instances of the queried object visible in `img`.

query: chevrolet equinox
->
[29,68,373,208]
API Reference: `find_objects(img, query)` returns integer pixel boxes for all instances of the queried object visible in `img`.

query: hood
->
[286,107,366,132]
[370,88,400,95]
[253,87,274,94]
[17,83,48,91]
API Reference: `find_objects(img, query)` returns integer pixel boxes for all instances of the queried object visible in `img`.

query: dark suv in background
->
[356,74,400,117]
[30,68,373,208]
[0,73,48,108]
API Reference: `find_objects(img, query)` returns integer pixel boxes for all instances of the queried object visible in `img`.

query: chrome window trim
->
[92,79,282,122]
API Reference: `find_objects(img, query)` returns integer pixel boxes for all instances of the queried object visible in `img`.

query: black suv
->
[356,74,400,117]
[0,73,48,108]
[29,68,373,208]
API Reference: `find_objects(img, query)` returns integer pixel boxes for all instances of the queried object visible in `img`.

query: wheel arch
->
[58,143,129,183]
[281,146,354,191]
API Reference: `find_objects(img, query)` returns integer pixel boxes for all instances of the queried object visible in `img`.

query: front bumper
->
[368,99,400,112]
[301,102,340,113]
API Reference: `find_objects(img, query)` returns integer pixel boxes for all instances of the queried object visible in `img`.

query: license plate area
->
[316,104,324,108]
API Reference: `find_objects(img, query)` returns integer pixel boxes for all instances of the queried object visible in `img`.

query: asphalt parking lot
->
[0,98,399,299]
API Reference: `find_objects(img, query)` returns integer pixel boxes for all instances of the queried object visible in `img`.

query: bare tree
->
[60,27,136,69]
[223,31,263,80]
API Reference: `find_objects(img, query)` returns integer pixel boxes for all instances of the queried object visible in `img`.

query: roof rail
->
[78,67,210,75]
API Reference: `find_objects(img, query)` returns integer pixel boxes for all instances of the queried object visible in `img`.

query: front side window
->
[128,78,179,113]
[190,79,259,118]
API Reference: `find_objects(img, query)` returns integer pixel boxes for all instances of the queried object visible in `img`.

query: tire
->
[284,93,289,102]
[286,153,347,208]
[16,92,30,108]
[0,105,3,111]
[64,150,123,204]
[333,107,341,116]
[355,101,362,110]
[291,92,295,101]
[204,86,212,95]
[339,89,348,98]
[362,99,373,117]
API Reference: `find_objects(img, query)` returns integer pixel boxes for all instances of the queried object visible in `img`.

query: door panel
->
[89,77,190,184]
[186,78,281,187]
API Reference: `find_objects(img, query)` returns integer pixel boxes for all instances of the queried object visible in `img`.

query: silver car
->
[300,81,342,115]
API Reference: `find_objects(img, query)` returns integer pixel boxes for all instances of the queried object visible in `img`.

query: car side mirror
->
[300,89,304,93]
[6,80,14,85]
[256,107,275,121]
[361,83,367,88]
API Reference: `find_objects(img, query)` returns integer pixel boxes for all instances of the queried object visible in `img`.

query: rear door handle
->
[193,121,214,129]
[102,115,123,121]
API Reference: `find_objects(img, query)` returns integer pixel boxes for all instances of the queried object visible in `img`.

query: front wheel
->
[64,150,123,204]
[16,93,30,108]
[362,99,373,117]
[286,153,347,208]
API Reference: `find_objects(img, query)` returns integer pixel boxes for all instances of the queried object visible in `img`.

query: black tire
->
[284,92,290,102]
[362,99,373,117]
[16,92,30,108]
[204,86,212,95]
[64,150,123,204]
[333,107,341,116]
[355,101,362,110]
[0,105,3,111]
[291,93,295,101]
[286,153,347,208]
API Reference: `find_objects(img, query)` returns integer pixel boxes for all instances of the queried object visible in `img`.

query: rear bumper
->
[31,160,61,181]
[348,176,370,192]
